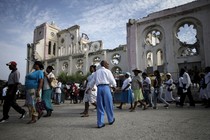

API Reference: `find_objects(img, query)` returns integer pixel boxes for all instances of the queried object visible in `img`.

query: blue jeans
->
[97,85,114,127]
[143,90,153,107]
[153,87,169,107]
[55,93,61,104]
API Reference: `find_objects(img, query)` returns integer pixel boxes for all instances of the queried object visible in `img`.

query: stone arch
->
[93,56,101,66]
[76,59,83,70]
[111,66,122,74]
[142,25,165,71]
[111,53,121,65]
[48,41,51,54]
[173,17,203,57]
[156,49,163,66]
[53,43,56,55]
[142,25,165,48]
[146,51,153,67]
[62,62,68,71]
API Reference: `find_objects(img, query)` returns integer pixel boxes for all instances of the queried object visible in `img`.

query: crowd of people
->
[1,60,210,128]
[116,66,210,110]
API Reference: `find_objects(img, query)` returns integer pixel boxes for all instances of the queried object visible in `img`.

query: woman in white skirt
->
[164,73,175,102]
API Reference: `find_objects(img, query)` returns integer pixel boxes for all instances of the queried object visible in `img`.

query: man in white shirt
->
[179,68,195,107]
[87,60,117,128]
[54,80,62,105]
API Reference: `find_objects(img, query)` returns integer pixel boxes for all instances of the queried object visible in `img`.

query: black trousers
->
[179,86,195,106]
[2,87,25,119]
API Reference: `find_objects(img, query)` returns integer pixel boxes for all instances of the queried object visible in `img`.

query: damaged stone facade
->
[26,22,129,77]
[127,0,210,80]
[27,0,210,80]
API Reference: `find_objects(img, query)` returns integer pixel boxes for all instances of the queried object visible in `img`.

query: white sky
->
[0,0,195,84]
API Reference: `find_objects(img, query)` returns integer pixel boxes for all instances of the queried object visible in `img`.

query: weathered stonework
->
[26,0,210,81]
[26,22,129,77]
[127,0,210,80]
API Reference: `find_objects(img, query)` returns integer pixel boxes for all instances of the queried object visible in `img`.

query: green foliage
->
[57,72,89,84]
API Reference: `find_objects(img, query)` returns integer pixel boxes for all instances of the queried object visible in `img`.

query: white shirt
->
[87,72,95,87]
[182,72,192,88]
[2,87,8,96]
[143,77,151,91]
[43,72,55,90]
[55,82,62,93]
[88,66,117,88]
[165,78,173,86]
[179,77,184,87]
[122,77,131,90]
[86,72,97,94]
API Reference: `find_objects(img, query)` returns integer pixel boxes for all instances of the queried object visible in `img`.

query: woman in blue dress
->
[25,61,44,124]
[117,72,133,109]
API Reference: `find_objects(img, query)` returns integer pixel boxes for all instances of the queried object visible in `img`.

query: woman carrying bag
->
[25,61,44,124]
[42,66,56,117]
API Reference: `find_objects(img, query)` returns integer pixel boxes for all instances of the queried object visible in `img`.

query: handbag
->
[50,78,58,88]
[35,101,46,113]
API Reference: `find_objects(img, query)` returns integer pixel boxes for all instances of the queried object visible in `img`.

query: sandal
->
[27,120,36,124]
[129,109,135,112]
[81,114,89,117]
[80,112,86,114]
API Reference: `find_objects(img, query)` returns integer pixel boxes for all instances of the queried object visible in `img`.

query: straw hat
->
[132,68,142,73]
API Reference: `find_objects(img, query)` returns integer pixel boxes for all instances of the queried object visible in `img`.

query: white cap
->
[125,72,131,76]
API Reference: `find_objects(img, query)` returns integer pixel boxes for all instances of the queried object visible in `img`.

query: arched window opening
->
[62,62,68,71]
[176,23,197,45]
[176,23,199,57]
[48,41,51,54]
[111,53,121,65]
[145,30,162,46]
[157,50,163,66]
[53,43,56,55]
[179,47,198,57]
[146,52,153,67]
[58,47,61,56]
[76,59,83,69]
[111,67,122,74]
[93,56,101,66]
[61,46,65,56]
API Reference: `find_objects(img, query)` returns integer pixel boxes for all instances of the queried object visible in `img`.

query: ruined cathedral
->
[27,0,210,80]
